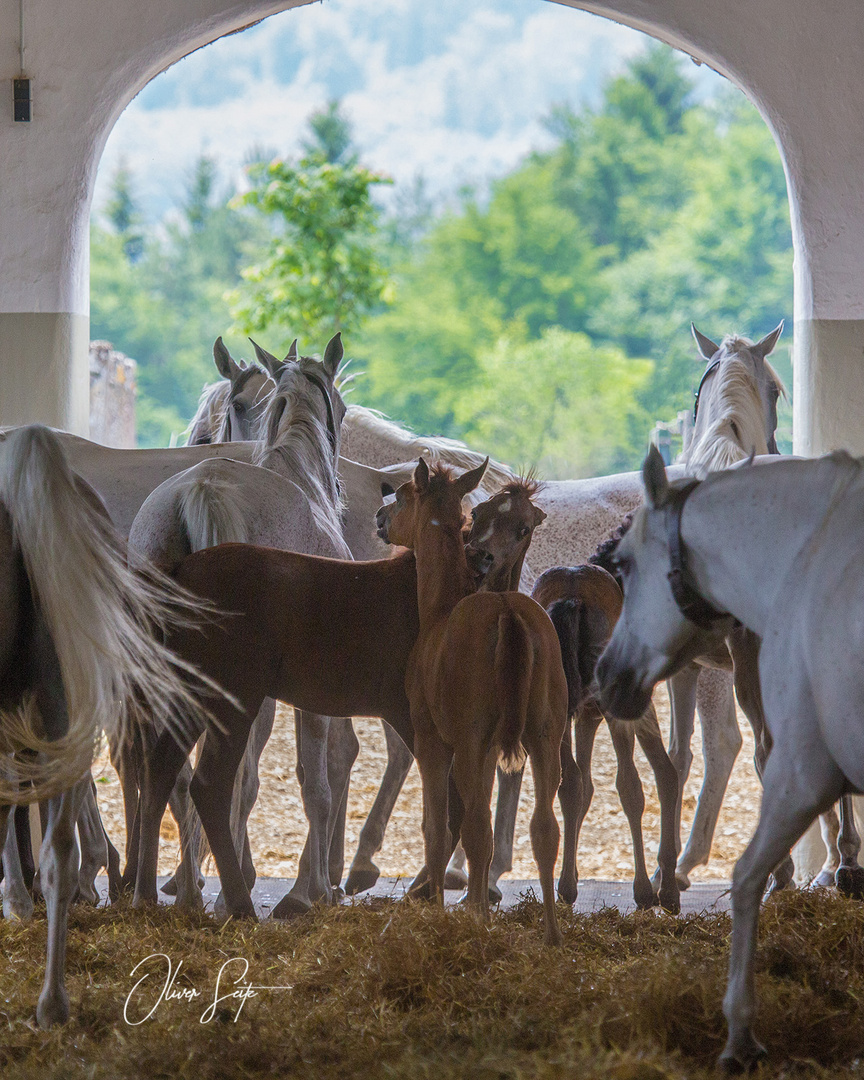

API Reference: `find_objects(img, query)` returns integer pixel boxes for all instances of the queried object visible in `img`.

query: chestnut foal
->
[132,479,540,918]
[378,459,567,945]
[531,565,680,913]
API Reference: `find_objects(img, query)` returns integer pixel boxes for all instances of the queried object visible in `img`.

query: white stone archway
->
[1,0,863,451]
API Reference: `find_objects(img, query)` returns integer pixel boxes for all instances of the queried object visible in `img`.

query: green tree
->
[229,153,392,345]
[303,99,356,165]
[104,160,145,262]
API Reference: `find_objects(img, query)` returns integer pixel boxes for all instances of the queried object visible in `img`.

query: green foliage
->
[229,154,392,345]
[303,99,356,164]
[355,43,793,471]
[455,328,653,479]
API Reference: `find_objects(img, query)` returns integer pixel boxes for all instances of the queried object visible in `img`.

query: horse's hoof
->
[835,865,864,899]
[557,877,578,906]
[331,885,345,902]
[488,882,502,905]
[718,1032,767,1074]
[675,869,692,891]
[633,879,655,910]
[444,867,469,891]
[36,987,70,1029]
[657,884,681,915]
[810,869,837,889]
[160,875,178,897]
[344,868,380,896]
[3,897,34,921]
[271,894,313,919]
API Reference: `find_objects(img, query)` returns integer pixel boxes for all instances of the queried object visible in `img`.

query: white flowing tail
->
[0,425,226,803]
[178,475,250,551]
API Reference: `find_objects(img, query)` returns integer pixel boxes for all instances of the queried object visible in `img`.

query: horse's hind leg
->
[189,717,256,919]
[634,704,680,913]
[523,723,563,947]
[345,720,413,896]
[325,717,359,893]
[134,728,198,908]
[37,778,88,1028]
[168,758,205,909]
[568,706,603,899]
[273,709,333,917]
[213,698,275,915]
[454,746,497,920]
[834,795,864,897]
[607,718,653,910]
[75,777,108,905]
[488,765,524,903]
[677,667,741,888]
[2,802,33,920]
[557,719,582,905]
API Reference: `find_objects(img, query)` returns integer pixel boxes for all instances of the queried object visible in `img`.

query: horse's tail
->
[178,475,249,551]
[0,425,224,804]
[493,608,532,773]
[546,598,608,716]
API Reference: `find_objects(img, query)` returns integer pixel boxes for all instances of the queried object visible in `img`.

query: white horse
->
[185,338,273,446]
[596,446,864,1071]
[662,323,786,889]
[0,425,217,1026]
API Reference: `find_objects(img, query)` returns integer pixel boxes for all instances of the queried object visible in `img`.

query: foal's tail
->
[546,598,608,717]
[493,609,532,772]
[178,474,249,551]
[0,425,223,804]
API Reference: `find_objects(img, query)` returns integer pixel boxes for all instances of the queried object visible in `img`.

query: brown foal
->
[379,459,567,945]
[132,479,542,919]
[531,565,680,913]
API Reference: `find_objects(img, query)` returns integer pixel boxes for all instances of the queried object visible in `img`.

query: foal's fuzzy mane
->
[495,473,545,501]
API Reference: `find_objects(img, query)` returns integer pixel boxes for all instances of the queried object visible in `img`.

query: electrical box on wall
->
[13,78,31,122]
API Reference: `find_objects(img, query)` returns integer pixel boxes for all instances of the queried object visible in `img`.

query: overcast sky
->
[95,0,726,222]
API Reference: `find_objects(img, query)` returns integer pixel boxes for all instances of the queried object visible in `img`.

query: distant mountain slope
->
[98,0,723,220]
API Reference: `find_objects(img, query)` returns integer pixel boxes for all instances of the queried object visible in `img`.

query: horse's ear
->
[322,332,344,379]
[533,505,547,526]
[249,339,284,379]
[284,339,298,361]
[414,457,430,493]
[213,337,240,381]
[642,444,670,509]
[753,321,784,360]
[454,457,489,499]
[691,324,720,361]
[381,481,395,498]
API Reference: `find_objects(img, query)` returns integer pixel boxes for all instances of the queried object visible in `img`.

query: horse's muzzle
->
[595,655,653,721]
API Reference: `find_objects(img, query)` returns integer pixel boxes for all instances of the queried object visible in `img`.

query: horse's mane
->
[345,405,515,490]
[684,338,786,480]
[187,380,231,445]
[588,511,635,583]
[187,362,271,445]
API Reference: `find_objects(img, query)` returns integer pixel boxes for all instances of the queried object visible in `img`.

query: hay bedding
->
[2,891,864,1078]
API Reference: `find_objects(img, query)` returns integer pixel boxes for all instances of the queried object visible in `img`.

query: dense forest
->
[91,44,793,475]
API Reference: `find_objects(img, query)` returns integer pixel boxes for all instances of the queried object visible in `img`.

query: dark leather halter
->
[693,358,721,422]
[666,479,731,630]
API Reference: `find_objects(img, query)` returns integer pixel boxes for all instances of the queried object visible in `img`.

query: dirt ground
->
[93,682,761,883]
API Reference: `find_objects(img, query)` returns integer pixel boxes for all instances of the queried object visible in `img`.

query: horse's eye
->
[518,525,530,539]
[234,402,247,415]
[471,508,477,518]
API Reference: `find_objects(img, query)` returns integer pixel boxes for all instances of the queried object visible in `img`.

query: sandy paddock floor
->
[92,683,761,885]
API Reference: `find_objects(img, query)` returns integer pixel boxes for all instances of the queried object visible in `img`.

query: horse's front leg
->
[325,717,359,894]
[721,743,842,1072]
[345,720,413,896]
[488,764,525,903]
[37,778,88,1028]
[273,709,333,917]
[677,667,741,888]
[661,664,698,891]
[607,718,652,910]
[2,798,34,920]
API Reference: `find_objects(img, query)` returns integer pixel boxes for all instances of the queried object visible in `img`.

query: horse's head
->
[252,333,348,464]
[688,323,785,472]
[375,457,488,549]
[595,444,730,719]
[465,477,546,591]
[212,338,273,442]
